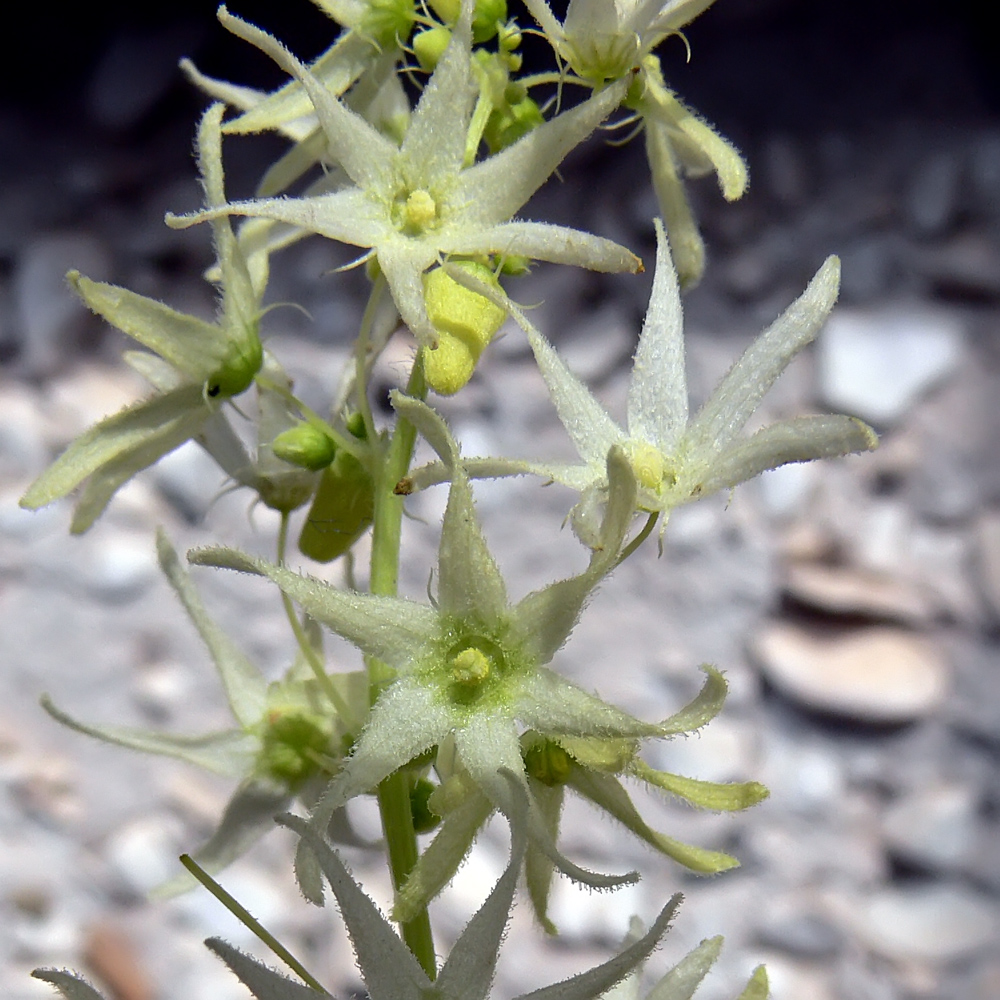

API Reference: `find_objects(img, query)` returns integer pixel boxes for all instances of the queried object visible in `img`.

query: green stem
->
[180,854,326,993]
[367,353,436,978]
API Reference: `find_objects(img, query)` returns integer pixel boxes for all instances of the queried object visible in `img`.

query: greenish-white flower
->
[19,104,263,532]
[166,3,640,348]
[192,394,661,901]
[411,219,877,549]
[41,530,365,895]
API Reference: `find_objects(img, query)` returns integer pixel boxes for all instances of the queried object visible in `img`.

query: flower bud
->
[271,422,337,471]
[413,25,451,72]
[422,261,506,395]
[427,0,507,42]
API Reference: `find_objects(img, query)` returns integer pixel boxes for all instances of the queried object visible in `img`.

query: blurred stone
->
[882,782,979,872]
[757,906,844,959]
[910,230,1000,300]
[839,236,899,303]
[761,135,809,207]
[853,883,999,963]
[781,562,932,624]
[752,624,948,723]
[83,922,154,1000]
[974,511,1000,620]
[105,815,184,897]
[152,441,231,525]
[818,307,964,426]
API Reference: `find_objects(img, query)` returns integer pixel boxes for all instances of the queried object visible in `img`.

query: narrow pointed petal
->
[188,547,440,668]
[644,119,705,289]
[156,529,267,728]
[518,313,622,466]
[524,779,563,933]
[659,665,727,734]
[67,272,223,379]
[458,79,628,226]
[67,405,211,533]
[393,791,493,924]
[511,571,600,667]
[31,970,108,1000]
[152,781,290,898]
[217,8,396,192]
[645,937,722,1000]
[449,220,640,274]
[20,386,207,511]
[167,190,390,249]
[632,760,769,811]
[280,814,429,1000]
[695,414,878,498]
[435,776,529,1000]
[627,219,688,451]
[392,395,508,620]
[687,256,841,452]
[315,679,454,822]
[517,670,661,740]
[457,715,638,890]
[570,768,739,874]
[225,28,380,137]
[401,2,475,187]
[520,0,564,43]
[206,939,330,999]
[517,894,683,1000]
[736,966,770,1000]
[179,58,267,118]
[40,695,256,777]
[376,241,439,343]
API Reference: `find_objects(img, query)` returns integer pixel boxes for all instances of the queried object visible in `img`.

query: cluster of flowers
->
[23,1,876,998]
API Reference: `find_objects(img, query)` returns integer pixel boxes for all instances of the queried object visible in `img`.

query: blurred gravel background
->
[2,1,999,998]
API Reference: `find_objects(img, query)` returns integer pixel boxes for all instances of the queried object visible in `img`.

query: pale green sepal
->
[557,734,636,772]
[206,939,327,999]
[187,546,440,668]
[524,777,563,934]
[659,665,728,734]
[151,780,291,899]
[519,894,683,1000]
[31,970,108,1000]
[628,218,687,450]
[223,25,383,138]
[66,403,210,533]
[216,8,398,192]
[123,350,183,390]
[68,272,223,380]
[391,393,508,620]
[20,385,206,511]
[699,415,879,497]
[645,119,705,289]
[645,936,722,1000]
[179,58,269,119]
[459,77,629,227]
[736,966,769,1000]
[518,669,662,741]
[631,760,769,812]
[392,790,493,924]
[570,767,739,874]
[687,256,841,454]
[40,694,256,778]
[157,529,268,729]
[520,309,624,466]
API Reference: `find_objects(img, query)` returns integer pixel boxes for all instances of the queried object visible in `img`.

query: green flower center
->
[451,646,492,686]
[255,711,329,790]
[401,189,439,235]
[443,634,509,705]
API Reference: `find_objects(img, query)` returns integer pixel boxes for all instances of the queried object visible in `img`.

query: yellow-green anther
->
[422,260,506,395]
[403,189,438,233]
[413,26,452,71]
[271,423,337,471]
[451,647,492,686]
[498,21,521,53]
